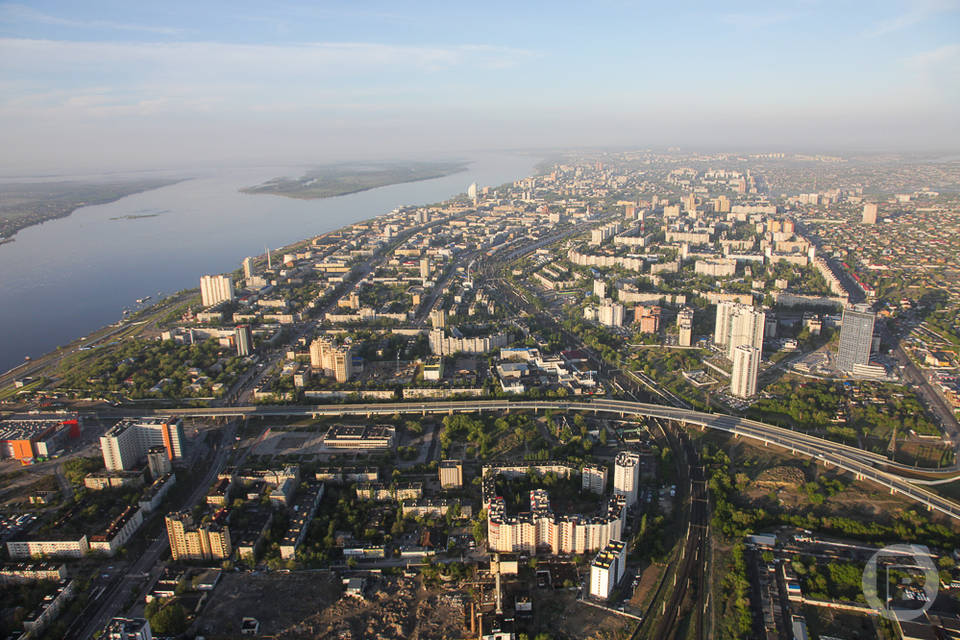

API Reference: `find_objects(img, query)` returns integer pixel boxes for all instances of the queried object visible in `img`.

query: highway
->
[85,397,960,522]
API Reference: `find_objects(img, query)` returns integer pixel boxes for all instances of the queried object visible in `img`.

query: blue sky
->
[1,0,958,172]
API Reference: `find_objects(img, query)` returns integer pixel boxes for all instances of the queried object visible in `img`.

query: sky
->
[0,0,958,173]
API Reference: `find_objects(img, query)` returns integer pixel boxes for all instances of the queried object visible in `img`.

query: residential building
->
[589,540,627,599]
[862,203,878,224]
[836,305,876,373]
[635,305,661,333]
[731,345,761,398]
[104,617,153,640]
[165,511,232,561]
[146,445,172,480]
[715,302,765,359]
[235,325,253,357]
[199,274,235,307]
[677,307,694,347]
[598,302,624,328]
[613,451,640,508]
[309,337,353,382]
[581,464,607,494]
[100,417,184,471]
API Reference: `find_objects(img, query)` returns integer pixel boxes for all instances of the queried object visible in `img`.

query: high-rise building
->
[429,309,446,329]
[731,345,761,398]
[101,417,184,471]
[684,193,696,213]
[593,279,607,299]
[241,256,254,280]
[862,203,878,224]
[420,257,431,281]
[714,195,731,213]
[836,305,876,373]
[309,337,354,383]
[165,511,232,561]
[467,182,478,201]
[598,302,624,328]
[677,307,694,347]
[199,275,235,307]
[439,460,463,489]
[146,445,172,480]
[234,325,252,357]
[581,464,607,494]
[635,306,661,333]
[613,451,640,508]
[715,302,764,359]
[590,540,627,600]
[104,618,153,640]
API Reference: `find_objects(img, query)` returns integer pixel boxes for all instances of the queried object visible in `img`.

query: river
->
[0,153,540,372]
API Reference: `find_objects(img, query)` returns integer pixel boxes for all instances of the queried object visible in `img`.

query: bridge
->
[92,398,960,522]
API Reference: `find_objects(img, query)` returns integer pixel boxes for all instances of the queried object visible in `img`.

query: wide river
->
[0,153,540,373]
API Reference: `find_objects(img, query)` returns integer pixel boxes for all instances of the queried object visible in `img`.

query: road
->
[66,421,239,640]
[86,398,960,522]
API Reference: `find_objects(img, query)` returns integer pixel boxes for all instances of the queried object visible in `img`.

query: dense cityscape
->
[0,150,959,639]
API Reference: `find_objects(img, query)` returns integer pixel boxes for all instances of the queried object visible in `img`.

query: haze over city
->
[1,0,960,173]
[3,3,960,640]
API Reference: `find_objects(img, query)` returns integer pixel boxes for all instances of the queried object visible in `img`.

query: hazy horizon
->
[1,1,959,174]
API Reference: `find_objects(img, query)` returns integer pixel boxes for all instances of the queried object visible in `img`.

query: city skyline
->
[1,1,959,173]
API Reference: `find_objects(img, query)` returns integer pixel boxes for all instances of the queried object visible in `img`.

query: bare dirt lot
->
[195,571,472,640]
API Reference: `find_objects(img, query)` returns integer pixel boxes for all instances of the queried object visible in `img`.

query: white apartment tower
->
[590,540,627,600]
[101,417,184,471]
[677,307,694,347]
[593,279,607,299]
[581,464,607,494]
[715,302,764,359]
[598,302,624,328]
[731,345,761,398]
[613,451,640,508]
[199,274,235,307]
[241,256,254,280]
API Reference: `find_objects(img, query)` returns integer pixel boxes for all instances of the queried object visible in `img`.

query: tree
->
[146,599,188,635]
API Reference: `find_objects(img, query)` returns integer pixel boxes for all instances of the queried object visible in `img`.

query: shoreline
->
[239,163,469,200]
[0,156,541,377]
[0,178,187,245]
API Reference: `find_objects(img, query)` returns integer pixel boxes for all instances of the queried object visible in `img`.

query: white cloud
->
[864,0,960,37]
[0,3,186,35]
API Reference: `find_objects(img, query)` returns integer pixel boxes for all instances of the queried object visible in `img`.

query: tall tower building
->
[731,345,761,397]
[593,279,607,299]
[146,445,172,480]
[235,325,252,357]
[165,511,232,561]
[677,307,694,347]
[101,417,185,471]
[862,203,878,224]
[241,256,254,280]
[613,451,640,508]
[420,257,431,281]
[199,275,235,307]
[429,309,446,329]
[715,302,764,359]
[836,305,876,372]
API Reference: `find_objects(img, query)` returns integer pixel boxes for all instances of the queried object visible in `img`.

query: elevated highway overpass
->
[88,398,960,522]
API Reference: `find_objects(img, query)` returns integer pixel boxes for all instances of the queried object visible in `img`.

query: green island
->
[0,179,182,242]
[240,161,469,199]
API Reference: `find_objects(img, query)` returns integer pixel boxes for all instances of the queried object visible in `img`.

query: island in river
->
[0,179,182,243]
[240,160,469,199]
